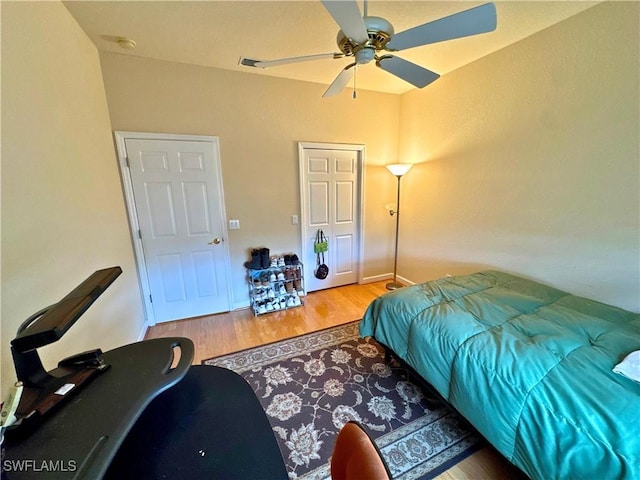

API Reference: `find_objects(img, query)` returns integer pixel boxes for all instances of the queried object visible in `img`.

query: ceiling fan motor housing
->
[337,16,394,60]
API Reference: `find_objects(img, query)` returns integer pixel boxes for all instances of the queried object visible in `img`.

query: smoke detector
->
[117,37,136,50]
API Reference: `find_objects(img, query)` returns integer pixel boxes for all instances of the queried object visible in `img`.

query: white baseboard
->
[233,300,251,311]
[360,273,393,284]
[361,273,416,286]
[137,321,150,341]
[396,275,416,286]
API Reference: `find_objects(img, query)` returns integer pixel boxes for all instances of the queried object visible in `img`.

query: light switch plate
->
[229,219,240,230]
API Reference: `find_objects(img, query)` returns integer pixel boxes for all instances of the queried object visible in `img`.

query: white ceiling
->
[63,1,600,95]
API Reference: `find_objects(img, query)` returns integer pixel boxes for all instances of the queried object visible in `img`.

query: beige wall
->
[397,2,639,312]
[99,53,401,307]
[1,2,145,396]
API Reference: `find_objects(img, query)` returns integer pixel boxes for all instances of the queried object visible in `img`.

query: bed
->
[360,270,639,480]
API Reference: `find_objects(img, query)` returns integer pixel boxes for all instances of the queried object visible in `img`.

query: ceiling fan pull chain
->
[353,66,357,99]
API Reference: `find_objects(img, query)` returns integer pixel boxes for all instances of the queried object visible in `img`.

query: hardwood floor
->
[145,281,526,480]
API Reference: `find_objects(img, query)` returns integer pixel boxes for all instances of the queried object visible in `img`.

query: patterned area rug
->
[203,321,481,479]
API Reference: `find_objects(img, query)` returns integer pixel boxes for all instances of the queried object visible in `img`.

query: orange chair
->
[330,421,393,480]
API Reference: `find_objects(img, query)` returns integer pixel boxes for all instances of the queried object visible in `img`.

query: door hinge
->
[138,229,142,239]
[149,294,153,303]
[125,156,130,168]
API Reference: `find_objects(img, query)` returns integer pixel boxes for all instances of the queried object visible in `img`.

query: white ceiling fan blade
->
[241,53,344,69]
[321,0,369,44]
[387,3,497,52]
[323,64,356,97]
[376,56,440,88]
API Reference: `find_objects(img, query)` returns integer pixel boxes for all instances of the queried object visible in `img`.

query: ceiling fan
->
[240,0,497,97]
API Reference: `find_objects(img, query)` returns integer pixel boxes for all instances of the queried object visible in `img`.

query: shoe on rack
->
[294,277,302,292]
[266,302,274,312]
[278,284,287,295]
[293,296,302,307]
[285,281,293,293]
[286,296,295,307]
[244,248,262,269]
[284,254,292,266]
[290,254,300,265]
[277,256,285,267]
[260,248,270,269]
[285,268,294,281]
[269,272,277,282]
[270,256,278,268]
[260,272,270,287]
[277,271,285,281]
[268,288,275,299]
[257,303,267,315]
[273,301,281,311]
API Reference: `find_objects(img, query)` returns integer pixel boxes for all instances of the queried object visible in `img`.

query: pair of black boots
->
[244,247,269,270]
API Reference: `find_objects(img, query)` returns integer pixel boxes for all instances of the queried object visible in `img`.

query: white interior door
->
[300,144,363,292]
[122,135,231,323]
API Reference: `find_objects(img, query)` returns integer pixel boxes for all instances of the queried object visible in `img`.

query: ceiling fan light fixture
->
[355,48,375,65]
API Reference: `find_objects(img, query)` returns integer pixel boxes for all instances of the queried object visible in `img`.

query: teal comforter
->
[360,271,639,480]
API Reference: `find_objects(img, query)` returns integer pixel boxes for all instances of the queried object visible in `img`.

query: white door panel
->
[300,146,362,292]
[335,234,354,276]
[335,181,354,223]
[183,182,212,234]
[124,137,230,323]
[309,182,329,225]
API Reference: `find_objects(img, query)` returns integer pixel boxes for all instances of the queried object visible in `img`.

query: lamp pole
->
[385,164,412,290]
[387,174,403,290]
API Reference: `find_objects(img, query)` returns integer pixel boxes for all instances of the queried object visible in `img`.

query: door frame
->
[298,142,366,289]
[114,131,233,326]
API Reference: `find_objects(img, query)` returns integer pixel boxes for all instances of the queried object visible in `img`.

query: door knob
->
[208,238,222,245]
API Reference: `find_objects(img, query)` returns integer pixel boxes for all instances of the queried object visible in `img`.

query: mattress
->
[360,270,640,480]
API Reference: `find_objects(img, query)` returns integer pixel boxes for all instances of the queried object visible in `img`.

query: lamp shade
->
[386,163,412,177]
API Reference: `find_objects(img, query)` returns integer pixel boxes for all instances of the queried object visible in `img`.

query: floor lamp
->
[386,163,412,290]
